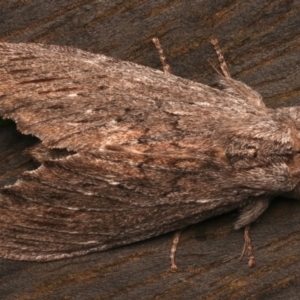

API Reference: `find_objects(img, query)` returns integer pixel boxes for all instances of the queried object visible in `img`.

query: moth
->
[0,39,299,270]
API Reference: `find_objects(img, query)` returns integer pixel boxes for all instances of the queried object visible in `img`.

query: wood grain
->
[0,0,300,299]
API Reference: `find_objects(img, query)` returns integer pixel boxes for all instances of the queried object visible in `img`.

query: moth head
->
[277,107,300,201]
[280,107,300,135]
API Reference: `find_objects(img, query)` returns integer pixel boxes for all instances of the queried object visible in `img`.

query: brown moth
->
[0,40,299,268]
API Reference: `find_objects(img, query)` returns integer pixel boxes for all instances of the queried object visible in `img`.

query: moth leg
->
[210,38,231,78]
[153,37,183,271]
[234,197,271,267]
[170,230,182,272]
[239,225,256,267]
[234,197,270,230]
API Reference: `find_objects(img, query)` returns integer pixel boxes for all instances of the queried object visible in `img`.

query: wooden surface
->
[1,0,300,299]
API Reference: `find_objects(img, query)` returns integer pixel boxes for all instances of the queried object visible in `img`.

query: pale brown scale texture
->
[0,42,300,261]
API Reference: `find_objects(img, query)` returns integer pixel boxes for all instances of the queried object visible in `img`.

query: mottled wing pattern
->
[0,43,296,261]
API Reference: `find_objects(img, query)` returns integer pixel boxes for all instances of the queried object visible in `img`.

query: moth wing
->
[0,43,295,261]
[0,42,267,152]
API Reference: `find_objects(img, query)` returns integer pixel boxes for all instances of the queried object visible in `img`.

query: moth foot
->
[248,256,256,268]
[170,263,178,272]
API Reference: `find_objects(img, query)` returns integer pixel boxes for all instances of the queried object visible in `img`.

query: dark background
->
[0,0,300,299]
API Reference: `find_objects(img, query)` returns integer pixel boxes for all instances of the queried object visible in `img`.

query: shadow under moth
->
[0,38,299,270]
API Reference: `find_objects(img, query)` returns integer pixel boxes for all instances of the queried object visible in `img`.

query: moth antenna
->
[239,225,256,267]
[207,58,223,77]
[210,38,231,78]
[152,37,172,74]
